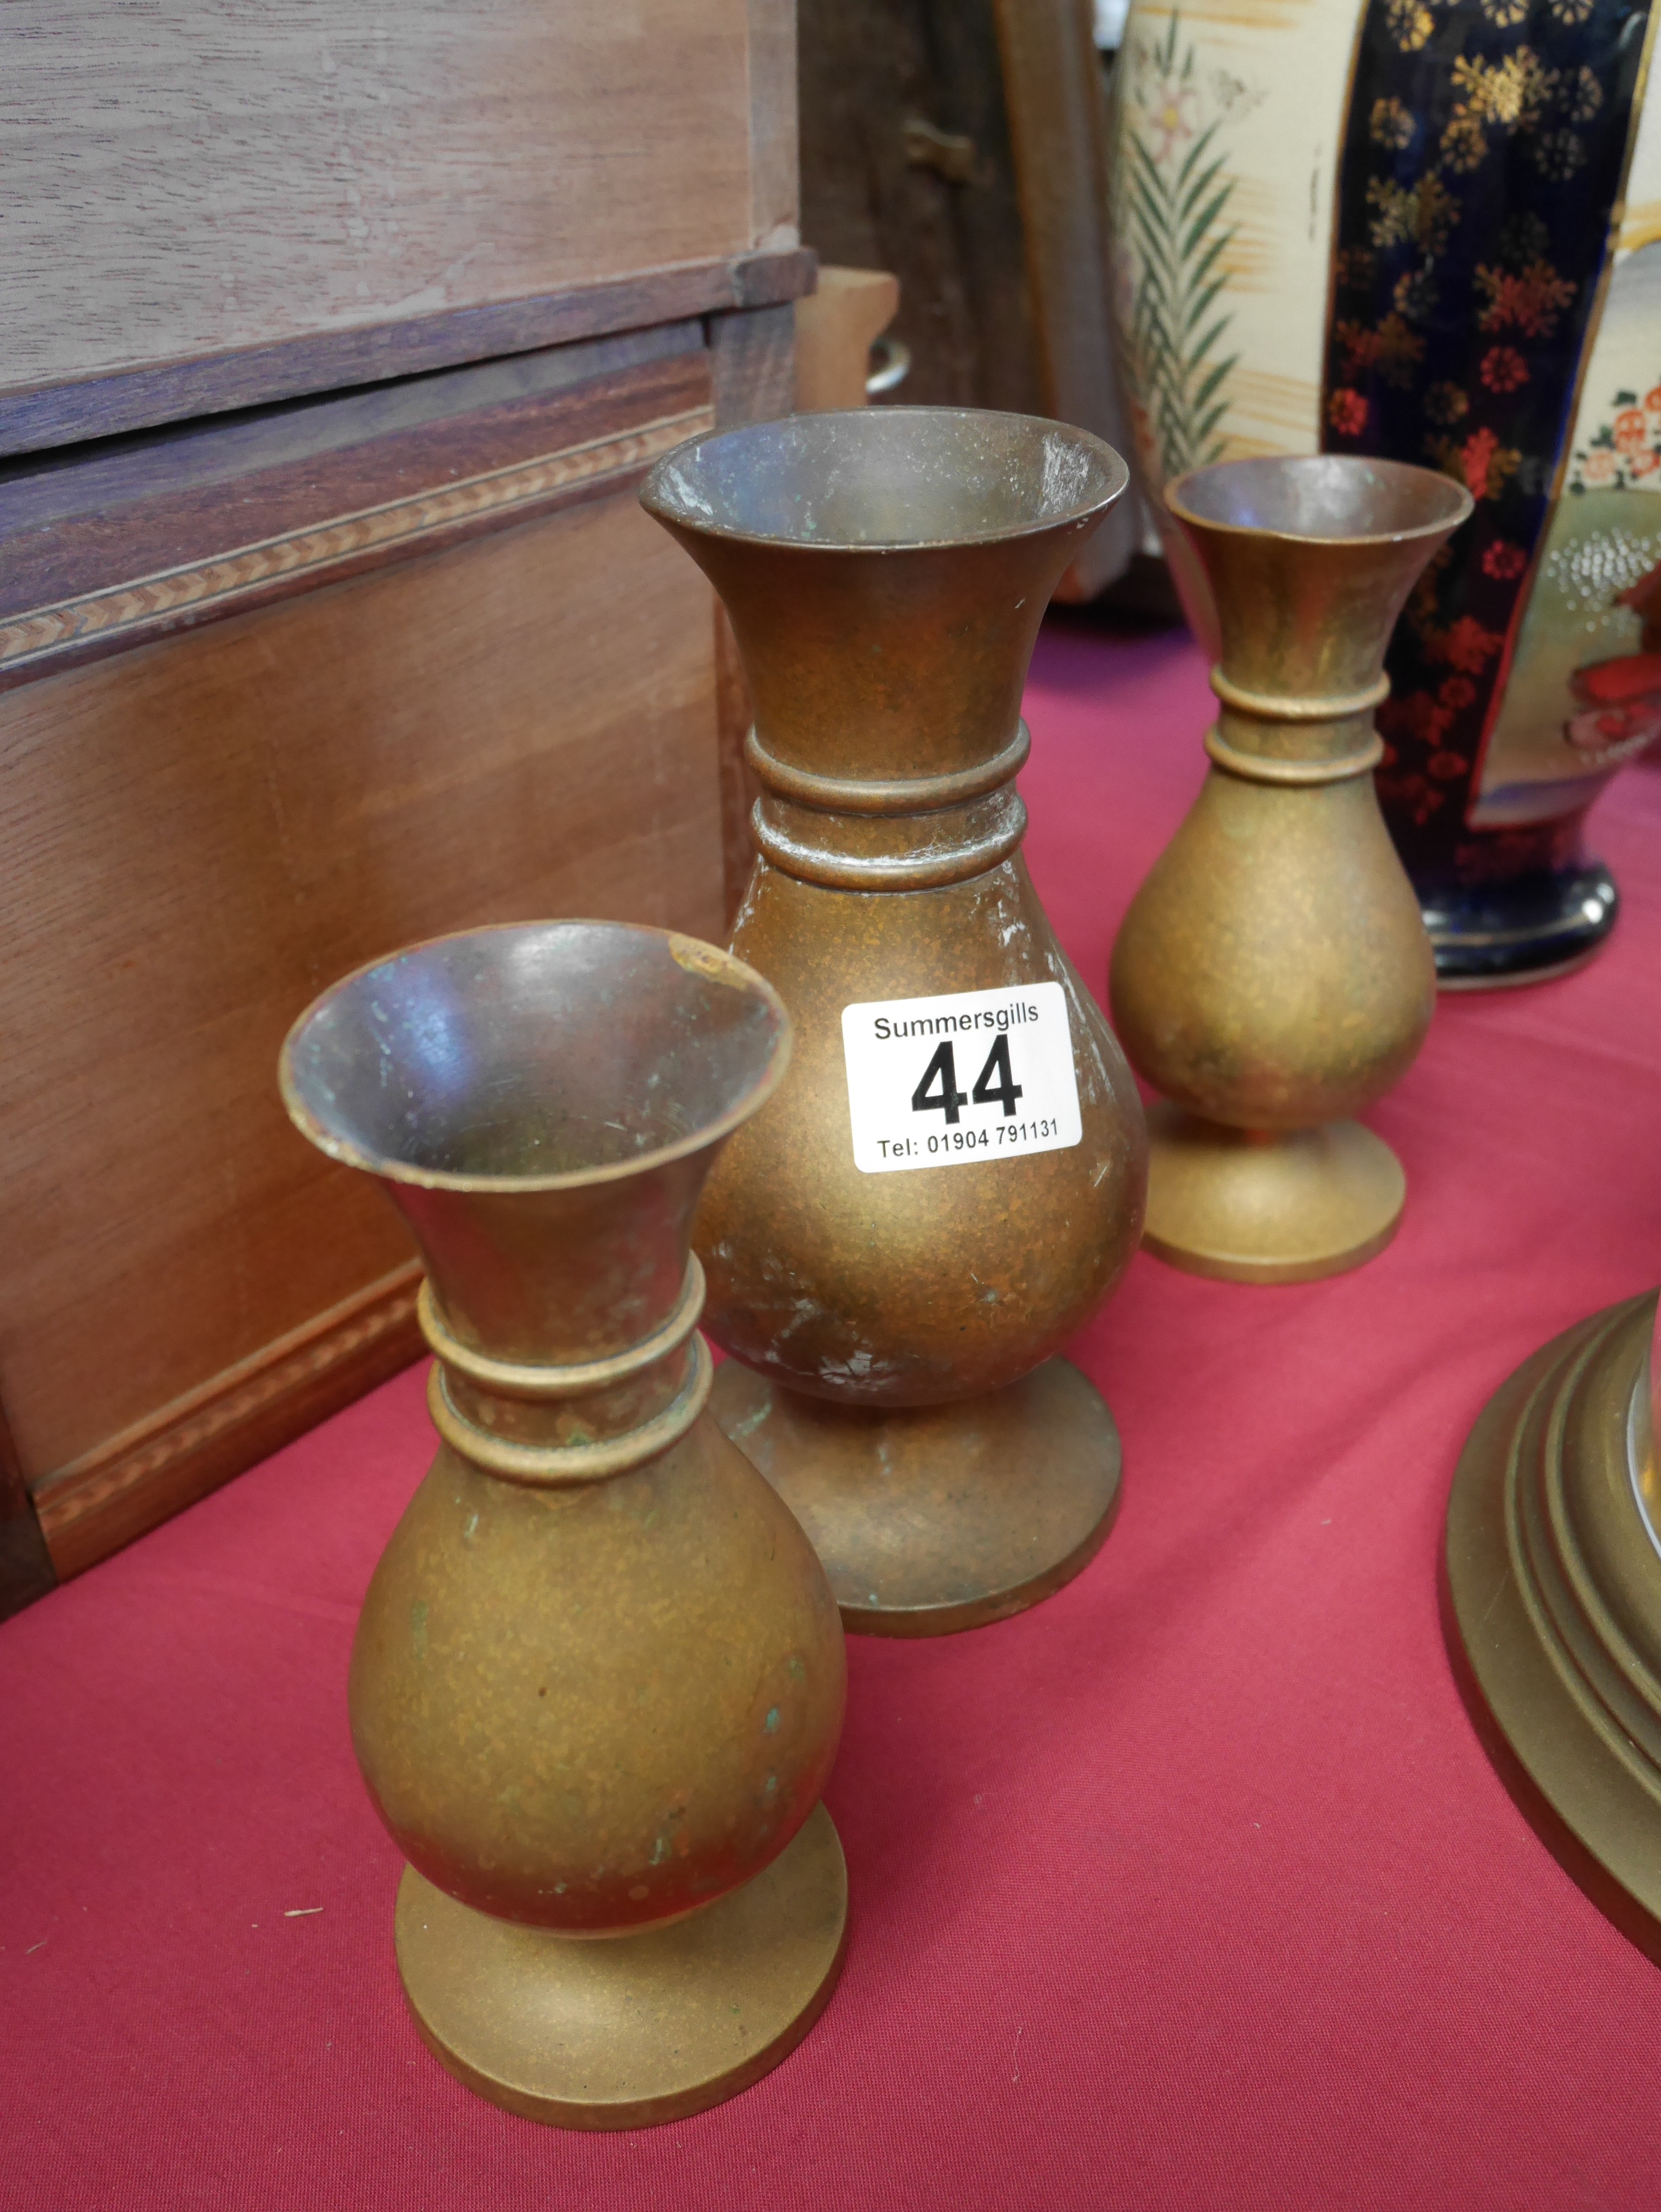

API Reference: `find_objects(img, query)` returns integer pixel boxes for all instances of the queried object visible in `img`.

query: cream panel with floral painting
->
[1107,0,1367,491]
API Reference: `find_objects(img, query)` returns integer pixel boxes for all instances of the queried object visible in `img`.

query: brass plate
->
[1140,1103,1405,1285]
[1445,1292,1661,1962]
[394,1802,848,2129]
[713,1355,1121,1635]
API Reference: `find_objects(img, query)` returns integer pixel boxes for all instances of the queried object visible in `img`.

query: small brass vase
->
[279,922,847,2129]
[1446,1291,1661,1965]
[1109,457,1473,1284]
[640,410,1148,1636]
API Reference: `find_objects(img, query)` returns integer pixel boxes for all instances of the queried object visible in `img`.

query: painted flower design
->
[1367,173,1461,255]
[1481,541,1528,581]
[1533,129,1587,181]
[1384,0,1436,51]
[1394,268,1440,320]
[1318,0,1634,830]
[1568,67,1603,124]
[1453,51,1557,132]
[1116,12,1245,482]
[1393,692,1456,745]
[1440,114,1489,175]
[1440,616,1506,672]
[1614,408,1649,453]
[1479,345,1528,394]
[1335,310,1425,387]
[1475,259,1576,339]
[1335,244,1378,292]
[1371,96,1416,150]
[1644,386,1661,415]
[1147,79,1199,162]
[1426,382,1470,427]
[1439,425,1522,501]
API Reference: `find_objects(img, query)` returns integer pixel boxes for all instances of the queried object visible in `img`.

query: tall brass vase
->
[1446,1290,1661,1965]
[279,922,848,2129]
[1109,457,1472,1284]
[640,410,1148,1636]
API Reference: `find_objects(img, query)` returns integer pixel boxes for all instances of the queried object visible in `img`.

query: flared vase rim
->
[638,406,1130,553]
[1165,454,1474,549]
[277,918,793,1196]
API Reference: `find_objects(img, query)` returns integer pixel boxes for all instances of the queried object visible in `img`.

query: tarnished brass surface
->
[279,921,848,2124]
[1446,1292,1661,1964]
[1110,457,1471,1283]
[1138,1106,1404,1286]
[396,1802,848,2129]
[712,1356,1121,1634]
[640,410,1147,1634]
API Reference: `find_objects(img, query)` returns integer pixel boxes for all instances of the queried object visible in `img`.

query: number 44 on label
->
[840,982,1083,1174]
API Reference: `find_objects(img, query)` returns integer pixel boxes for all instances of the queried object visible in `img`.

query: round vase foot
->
[1444,1293,1661,1965]
[1141,1103,1404,1284]
[394,1801,848,2130]
[1422,859,1618,988]
[711,1356,1121,1635]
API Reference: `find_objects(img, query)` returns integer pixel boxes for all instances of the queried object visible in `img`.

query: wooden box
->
[0,1,806,1614]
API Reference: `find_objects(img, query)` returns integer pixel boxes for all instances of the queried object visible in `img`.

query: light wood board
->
[0,0,785,400]
[3,493,725,1548]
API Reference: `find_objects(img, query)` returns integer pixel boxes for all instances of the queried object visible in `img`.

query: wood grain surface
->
[0,326,715,684]
[0,248,812,460]
[2,2,763,402]
[797,0,1041,413]
[4,492,726,1568]
[993,0,1137,598]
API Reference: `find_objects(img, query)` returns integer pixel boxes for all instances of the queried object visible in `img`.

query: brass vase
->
[278,922,848,2129]
[1109,456,1473,1284]
[639,409,1148,1636]
[1446,1291,1661,1965]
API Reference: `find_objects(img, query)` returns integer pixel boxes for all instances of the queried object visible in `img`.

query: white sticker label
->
[840,982,1081,1174]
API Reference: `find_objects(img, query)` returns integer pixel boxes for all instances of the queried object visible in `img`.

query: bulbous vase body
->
[350,1415,839,1934]
[280,921,847,2126]
[641,409,1147,1635]
[704,857,1142,1406]
[1110,455,1469,1283]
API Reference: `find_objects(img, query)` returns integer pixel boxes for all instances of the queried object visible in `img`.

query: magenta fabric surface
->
[6,621,1661,2211]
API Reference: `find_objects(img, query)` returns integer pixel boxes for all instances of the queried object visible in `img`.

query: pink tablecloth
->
[6,620,1661,2211]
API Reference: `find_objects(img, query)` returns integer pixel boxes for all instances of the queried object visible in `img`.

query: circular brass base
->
[1140,1103,1405,1284]
[394,1801,848,2129]
[1445,1293,1661,1964]
[711,1356,1121,1635]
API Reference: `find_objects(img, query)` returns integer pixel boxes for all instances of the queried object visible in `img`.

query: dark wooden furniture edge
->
[0,248,817,460]
[0,299,799,1610]
[0,1396,56,1622]
[707,305,795,919]
[0,399,715,691]
[30,1262,427,1583]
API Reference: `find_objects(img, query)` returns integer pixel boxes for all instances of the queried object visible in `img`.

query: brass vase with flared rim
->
[1107,455,1474,1285]
[278,921,848,2130]
[638,408,1148,1637]
[1446,1290,1661,1966]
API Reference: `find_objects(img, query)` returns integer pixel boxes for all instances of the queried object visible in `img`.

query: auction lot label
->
[840,982,1081,1174]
